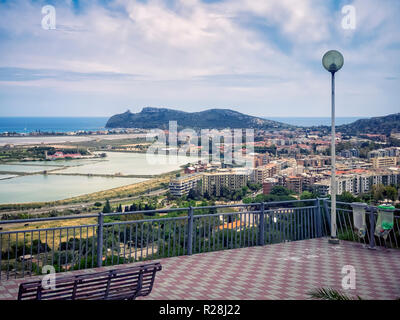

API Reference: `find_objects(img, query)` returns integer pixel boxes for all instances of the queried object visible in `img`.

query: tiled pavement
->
[1,238,399,300]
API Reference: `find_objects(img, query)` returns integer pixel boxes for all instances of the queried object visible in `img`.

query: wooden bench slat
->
[18,262,161,300]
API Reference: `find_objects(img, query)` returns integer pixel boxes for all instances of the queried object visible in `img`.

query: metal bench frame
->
[17,262,162,300]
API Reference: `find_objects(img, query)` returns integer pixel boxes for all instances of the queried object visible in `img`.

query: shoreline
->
[0,133,150,146]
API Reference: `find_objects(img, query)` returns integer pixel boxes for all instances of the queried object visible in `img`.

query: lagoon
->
[0,164,63,173]
[0,152,198,204]
[0,175,146,204]
[57,152,198,176]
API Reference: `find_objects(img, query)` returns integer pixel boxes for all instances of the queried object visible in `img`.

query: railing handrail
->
[1,198,397,228]
[0,199,321,226]
[325,200,400,214]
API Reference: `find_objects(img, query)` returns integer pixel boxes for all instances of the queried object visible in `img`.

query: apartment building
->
[372,157,397,169]
[301,174,320,192]
[253,153,270,167]
[352,175,371,195]
[251,163,278,184]
[313,180,330,196]
[202,170,248,197]
[285,176,303,194]
[312,176,354,196]
[313,170,400,196]
[296,156,331,168]
[368,147,400,159]
[169,173,203,197]
[263,178,277,195]
[340,148,359,158]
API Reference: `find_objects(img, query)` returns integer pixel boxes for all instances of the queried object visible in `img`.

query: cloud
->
[0,0,399,117]
[0,67,140,82]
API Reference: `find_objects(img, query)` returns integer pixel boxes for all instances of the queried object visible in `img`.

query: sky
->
[0,0,399,118]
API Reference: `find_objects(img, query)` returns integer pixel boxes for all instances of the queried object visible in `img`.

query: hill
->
[337,113,400,136]
[105,107,294,130]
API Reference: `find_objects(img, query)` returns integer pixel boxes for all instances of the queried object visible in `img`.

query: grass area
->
[66,137,150,150]
[0,216,98,250]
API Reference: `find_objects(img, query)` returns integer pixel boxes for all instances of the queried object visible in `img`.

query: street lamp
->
[322,50,344,245]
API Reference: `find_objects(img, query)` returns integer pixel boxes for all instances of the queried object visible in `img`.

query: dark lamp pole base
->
[328,237,340,245]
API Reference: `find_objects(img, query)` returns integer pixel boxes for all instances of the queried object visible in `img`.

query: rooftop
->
[1,238,399,300]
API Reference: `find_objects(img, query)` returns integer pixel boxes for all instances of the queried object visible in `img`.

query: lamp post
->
[322,50,344,245]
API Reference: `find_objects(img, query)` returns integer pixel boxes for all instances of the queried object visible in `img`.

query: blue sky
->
[0,0,399,118]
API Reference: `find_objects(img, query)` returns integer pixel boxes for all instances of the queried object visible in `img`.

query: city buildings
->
[368,147,399,159]
[313,169,400,197]
[263,178,277,195]
[285,176,303,194]
[201,170,249,197]
[166,128,400,201]
[340,148,359,158]
[372,157,397,169]
[251,163,278,184]
[169,173,203,197]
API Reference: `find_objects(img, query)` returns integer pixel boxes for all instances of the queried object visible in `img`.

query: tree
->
[270,186,292,197]
[300,191,315,200]
[384,186,398,201]
[247,182,262,192]
[102,200,111,213]
[372,185,385,202]
[188,188,201,200]
[337,191,359,204]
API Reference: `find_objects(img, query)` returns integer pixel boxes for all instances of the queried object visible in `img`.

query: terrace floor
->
[1,237,400,300]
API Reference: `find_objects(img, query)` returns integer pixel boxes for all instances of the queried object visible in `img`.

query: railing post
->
[187,206,194,255]
[258,203,265,246]
[97,212,104,267]
[368,206,376,250]
[323,199,331,236]
[315,198,322,237]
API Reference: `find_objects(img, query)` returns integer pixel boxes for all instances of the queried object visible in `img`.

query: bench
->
[18,262,162,300]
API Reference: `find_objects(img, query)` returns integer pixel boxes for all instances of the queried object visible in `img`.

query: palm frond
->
[308,287,362,300]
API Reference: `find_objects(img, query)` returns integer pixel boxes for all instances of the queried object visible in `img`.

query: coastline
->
[0,133,150,146]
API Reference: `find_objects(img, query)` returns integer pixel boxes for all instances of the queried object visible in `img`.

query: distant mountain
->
[337,113,400,136]
[106,107,294,130]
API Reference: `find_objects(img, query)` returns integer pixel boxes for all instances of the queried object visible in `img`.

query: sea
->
[0,116,363,133]
[0,117,108,133]
[267,117,363,127]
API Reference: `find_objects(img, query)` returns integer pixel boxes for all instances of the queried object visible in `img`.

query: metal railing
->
[324,200,400,250]
[0,199,324,281]
[1,198,398,282]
